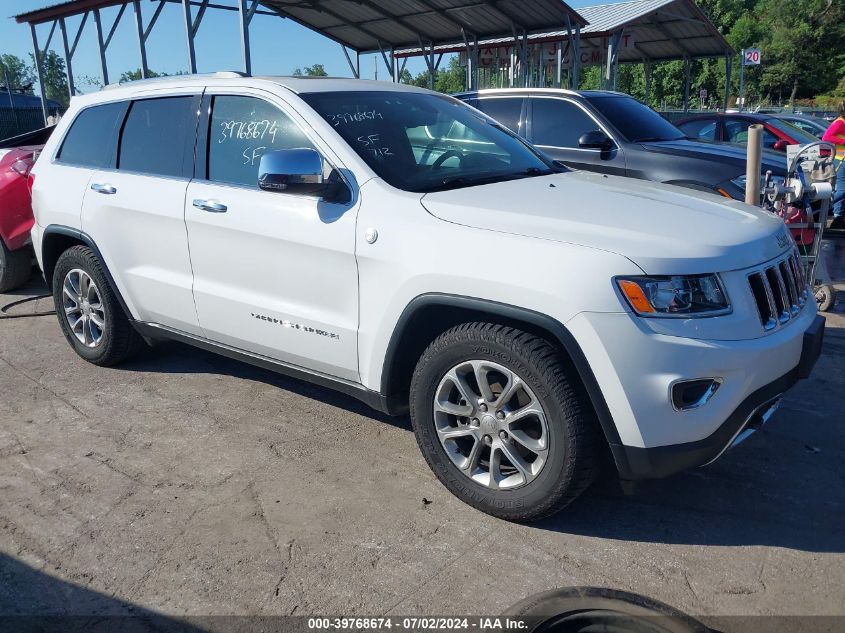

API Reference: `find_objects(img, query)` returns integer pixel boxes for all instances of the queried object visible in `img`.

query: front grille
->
[747,252,808,331]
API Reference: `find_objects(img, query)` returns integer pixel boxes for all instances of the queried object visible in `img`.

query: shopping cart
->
[761,141,839,311]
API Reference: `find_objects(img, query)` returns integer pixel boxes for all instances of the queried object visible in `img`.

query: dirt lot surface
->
[1,242,843,630]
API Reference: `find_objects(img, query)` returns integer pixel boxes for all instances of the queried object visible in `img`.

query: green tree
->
[119,68,166,83]
[293,64,328,77]
[0,54,35,93]
[409,56,466,93]
[30,50,69,106]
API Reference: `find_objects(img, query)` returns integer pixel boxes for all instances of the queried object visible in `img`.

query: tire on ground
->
[51,245,145,366]
[0,241,33,292]
[410,322,601,522]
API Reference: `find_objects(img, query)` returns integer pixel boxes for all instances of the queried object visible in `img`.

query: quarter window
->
[531,98,604,148]
[57,101,128,168]
[118,97,196,177]
[207,96,315,188]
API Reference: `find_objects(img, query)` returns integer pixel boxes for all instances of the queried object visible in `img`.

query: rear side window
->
[531,98,603,148]
[118,97,196,177]
[474,97,524,135]
[57,102,127,168]
[207,95,314,188]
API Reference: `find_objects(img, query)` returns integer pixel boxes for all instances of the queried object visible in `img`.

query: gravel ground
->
[0,251,843,629]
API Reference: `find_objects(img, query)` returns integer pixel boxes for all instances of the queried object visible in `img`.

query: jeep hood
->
[421,171,791,274]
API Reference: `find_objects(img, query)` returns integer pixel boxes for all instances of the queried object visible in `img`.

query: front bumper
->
[567,309,824,480]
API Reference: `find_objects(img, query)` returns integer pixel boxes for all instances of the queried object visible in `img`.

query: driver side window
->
[207,95,316,188]
[531,98,605,148]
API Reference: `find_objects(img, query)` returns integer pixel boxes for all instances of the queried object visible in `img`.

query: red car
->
[0,126,53,291]
[675,112,821,152]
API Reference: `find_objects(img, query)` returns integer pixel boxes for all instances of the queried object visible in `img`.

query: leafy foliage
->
[293,64,328,77]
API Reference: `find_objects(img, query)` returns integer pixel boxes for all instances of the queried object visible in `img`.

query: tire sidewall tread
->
[51,245,143,366]
[410,322,599,522]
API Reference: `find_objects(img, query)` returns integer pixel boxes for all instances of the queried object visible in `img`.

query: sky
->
[1,0,606,95]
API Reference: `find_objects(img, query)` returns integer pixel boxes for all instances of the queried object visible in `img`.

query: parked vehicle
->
[30,75,824,521]
[455,89,787,201]
[772,114,830,138]
[0,126,53,291]
[676,112,820,151]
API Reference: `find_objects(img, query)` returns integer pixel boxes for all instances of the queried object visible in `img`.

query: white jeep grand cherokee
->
[30,74,824,521]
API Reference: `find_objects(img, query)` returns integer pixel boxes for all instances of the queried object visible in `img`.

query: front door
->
[528,97,627,176]
[184,89,360,381]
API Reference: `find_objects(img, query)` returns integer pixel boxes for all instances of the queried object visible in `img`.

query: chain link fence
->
[0,107,53,142]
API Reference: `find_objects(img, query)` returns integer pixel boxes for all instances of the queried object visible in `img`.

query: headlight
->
[616,275,731,317]
[731,174,785,190]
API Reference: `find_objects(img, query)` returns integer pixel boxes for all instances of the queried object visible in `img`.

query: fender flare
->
[41,225,134,319]
[381,293,632,477]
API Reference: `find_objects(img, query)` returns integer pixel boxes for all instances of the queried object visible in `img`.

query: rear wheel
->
[0,241,32,292]
[410,322,600,522]
[52,245,145,366]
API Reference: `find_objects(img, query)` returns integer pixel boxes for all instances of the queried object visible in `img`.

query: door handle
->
[90,183,117,195]
[193,199,228,213]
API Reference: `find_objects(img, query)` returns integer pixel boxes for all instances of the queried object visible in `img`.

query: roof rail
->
[102,70,250,91]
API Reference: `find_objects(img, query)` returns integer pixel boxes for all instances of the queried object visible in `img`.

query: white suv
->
[30,74,824,521]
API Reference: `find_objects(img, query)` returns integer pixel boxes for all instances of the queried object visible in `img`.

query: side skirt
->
[131,321,393,415]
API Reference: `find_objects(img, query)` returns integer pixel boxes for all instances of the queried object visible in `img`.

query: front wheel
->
[410,323,601,522]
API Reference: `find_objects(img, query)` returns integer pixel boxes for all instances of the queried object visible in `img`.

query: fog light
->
[671,378,722,411]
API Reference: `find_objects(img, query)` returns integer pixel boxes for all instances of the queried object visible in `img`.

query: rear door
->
[184,88,360,381]
[528,96,626,175]
[37,101,127,237]
[82,91,203,334]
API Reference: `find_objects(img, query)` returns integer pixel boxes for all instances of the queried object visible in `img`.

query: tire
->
[410,322,600,522]
[0,241,33,292]
[51,245,145,366]
[505,587,713,633]
[814,284,836,312]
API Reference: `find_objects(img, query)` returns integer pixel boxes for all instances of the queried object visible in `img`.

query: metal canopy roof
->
[256,0,587,52]
[395,0,732,61]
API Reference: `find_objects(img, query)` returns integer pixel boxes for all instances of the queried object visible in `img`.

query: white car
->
[29,74,824,521]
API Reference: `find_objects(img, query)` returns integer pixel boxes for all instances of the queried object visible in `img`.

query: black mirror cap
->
[579,130,613,150]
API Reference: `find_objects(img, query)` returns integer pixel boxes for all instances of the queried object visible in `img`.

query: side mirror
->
[578,130,614,151]
[258,148,340,199]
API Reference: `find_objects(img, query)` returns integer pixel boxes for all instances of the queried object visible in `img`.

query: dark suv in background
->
[456,89,787,201]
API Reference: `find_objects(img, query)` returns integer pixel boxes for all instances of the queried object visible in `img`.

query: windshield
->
[300,91,554,193]
[766,118,821,143]
[586,95,685,143]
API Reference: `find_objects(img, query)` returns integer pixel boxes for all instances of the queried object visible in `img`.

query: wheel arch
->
[380,293,632,477]
[41,225,133,319]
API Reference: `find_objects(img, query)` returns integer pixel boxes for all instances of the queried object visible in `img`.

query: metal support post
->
[59,18,76,96]
[182,0,198,73]
[682,57,691,112]
[30,24,49,124]
[723,54,732,111]
[93,9,110,85]
[131,0,148,79]
[571,24,581,90]
[236,0,258,75]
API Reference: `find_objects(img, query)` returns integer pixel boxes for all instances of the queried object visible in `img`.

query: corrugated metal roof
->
[395,0,732,61]
[258,0,587,52]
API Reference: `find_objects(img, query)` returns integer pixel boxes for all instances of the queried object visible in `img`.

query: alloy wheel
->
[433,360,550,490]
[62,269,106,348]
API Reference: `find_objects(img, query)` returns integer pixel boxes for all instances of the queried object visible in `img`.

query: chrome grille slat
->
[747,251,806,331]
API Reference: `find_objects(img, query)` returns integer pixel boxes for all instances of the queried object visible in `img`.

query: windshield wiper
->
[632,136,681,143]
[425,168,553,193]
